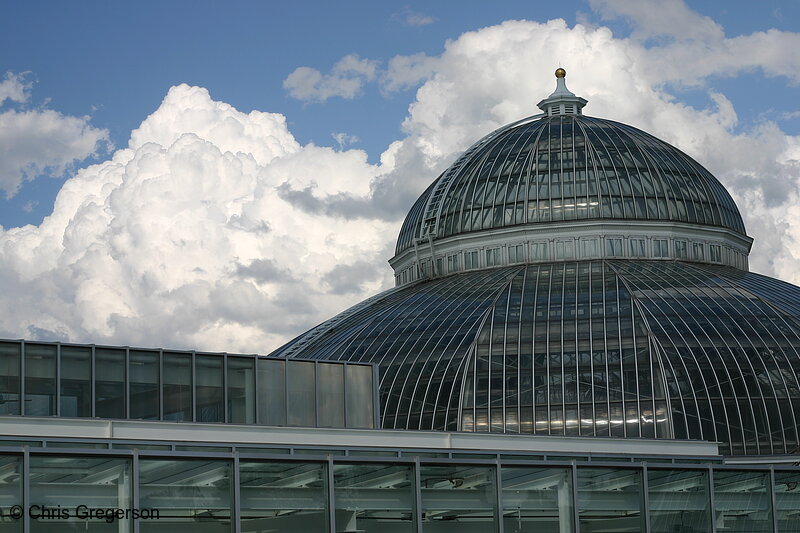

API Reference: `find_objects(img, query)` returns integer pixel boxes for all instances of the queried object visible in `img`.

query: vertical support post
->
[413,458,423,533]
[55,343,61,417]
[770,465,778,533]
[91,345,96,418]
[20,340,26,416]
[495,457,504,533]
[253,356,260,425]
[191,351,196,422]
[372,364,381,429]
[132,449,140,533]
[158,350,164,421]
[642,462,651,533]
[223,353,229,424]
[571,460,580,533]
[709,466,718,533]
[327,456,336,533]
[125,346,131,419]
[315,361,320,428]
[232,452,241,533]
[23,446,30,533]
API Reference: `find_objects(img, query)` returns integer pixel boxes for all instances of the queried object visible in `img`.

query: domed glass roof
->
[271,71,794,457]
[273,261,800,456]
[397,115,746,255]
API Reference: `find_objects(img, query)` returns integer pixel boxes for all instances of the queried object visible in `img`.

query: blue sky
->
[2,1,800,352]
[3,0,798,227]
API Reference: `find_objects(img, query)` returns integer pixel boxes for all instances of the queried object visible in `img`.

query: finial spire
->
[537,68,587,116]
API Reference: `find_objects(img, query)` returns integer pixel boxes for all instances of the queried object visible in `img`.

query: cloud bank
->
[2,1,800,354]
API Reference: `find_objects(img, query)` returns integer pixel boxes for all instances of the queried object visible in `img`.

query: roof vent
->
[537,68,587,116]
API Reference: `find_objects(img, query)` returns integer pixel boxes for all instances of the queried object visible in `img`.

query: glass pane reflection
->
[139,459,231,532]
[713,470,772,532]
[502,467,573,533]
[648,469,710,533]
[240,461,327,533]
[334,463,414,532]
[577,468,644,532]
[419,464,498,531]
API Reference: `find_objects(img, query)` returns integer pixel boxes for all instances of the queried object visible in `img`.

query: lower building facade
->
[0,417,798,533]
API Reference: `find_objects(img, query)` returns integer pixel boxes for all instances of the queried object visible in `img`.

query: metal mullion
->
[413,458,423,533]
[615,274,626,438]
[223,353,229,424]
[516,267,528,433]
[629,275,643,438]
[91,344,96,418]
[315,361,320,427]
[531,265,541,434]
[601,264,611,437]
[560,264,567,436]
[132,449,140,533]
[56,343,61,417]
[545,264,553,435]
[23,446,30,533]
[158,350,164,421]
[588,263,597,437]
[125,346,130,419]
[326,456,336,533]
[642,462,651,533]
[342,362,348,429]
[708,466,718,533]
[572,460,580,533]
[495,457,504,533]
[232,452,241,533]
[191,351,196,422]
[253,355,259,425]
[20,339,25,416]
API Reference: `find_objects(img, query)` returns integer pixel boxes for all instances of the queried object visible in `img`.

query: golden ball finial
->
[555,67,566,78]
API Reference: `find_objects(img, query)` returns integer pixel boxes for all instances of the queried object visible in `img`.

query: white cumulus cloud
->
[283,54,380,103]
[0,72,109,198]
[0,84,395,351]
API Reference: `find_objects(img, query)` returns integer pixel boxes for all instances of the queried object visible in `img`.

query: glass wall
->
[502,466,573,532]
[0,450,798,533]
[334,463,415,532]
[240,461,328,532]
[0,340,376,429]
[648,468,711,533]
[139,459,231,532]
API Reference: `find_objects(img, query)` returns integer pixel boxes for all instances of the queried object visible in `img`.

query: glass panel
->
[227,356,255,424]
[25,344,56,416]
[346,365,374,429]
[335,463,414,532]
[240,461,327,532]
[501,466,574,532]
[653,239,669,258]
[139,459,230,532]
[163,352,192,421]
[29,455,132,533]
[60,346,92,418]
[258,358,286,426]
[581,239,598,258]
[130,350,159,420]
[775,470,800,532]
[419,464,499,531]
[531,242,548,261]
[674,240,688,258]
[606,238,623,257]
[196,355,223,422]
[287,361,316,426]
[648,468,711,533]
[318,363,344,427]
[95,348,126,419]
[629,238,646,257]
[0,455,21,533]
[0,341,21,416]
[577,468,644,531]
[713,469,772,532]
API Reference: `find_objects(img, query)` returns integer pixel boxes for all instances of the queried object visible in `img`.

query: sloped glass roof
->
[396,115,746,255]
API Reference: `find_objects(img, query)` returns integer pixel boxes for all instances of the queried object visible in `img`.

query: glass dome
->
[396,103,746,257]
[271,71,799,457]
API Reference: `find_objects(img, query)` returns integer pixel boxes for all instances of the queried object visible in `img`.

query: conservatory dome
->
[272,70,800,457]
[392,69,751,285]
